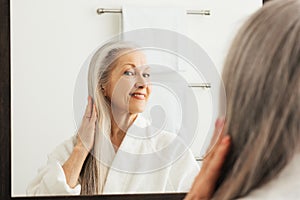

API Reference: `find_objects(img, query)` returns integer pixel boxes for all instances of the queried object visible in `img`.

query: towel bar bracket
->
[188,83,211,88]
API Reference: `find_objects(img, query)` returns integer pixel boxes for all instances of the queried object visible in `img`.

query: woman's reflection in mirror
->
[27,41,199,196]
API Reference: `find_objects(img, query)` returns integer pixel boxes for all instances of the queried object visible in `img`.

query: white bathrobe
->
[27,115,199,196]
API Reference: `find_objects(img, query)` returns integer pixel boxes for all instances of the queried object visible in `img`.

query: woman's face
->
[106,50,151,114]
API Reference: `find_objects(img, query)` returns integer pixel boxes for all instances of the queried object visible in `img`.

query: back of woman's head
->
[214,0,300,199]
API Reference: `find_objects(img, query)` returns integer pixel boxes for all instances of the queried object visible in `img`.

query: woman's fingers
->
[90,104,97,123]
[207,117,225,154]
[76,96,98,152]
[83,96,93,119]
[201,118,225,172]
[184,118,230,200]
[203,136,230,182]
[186,135,230,200]
[185,136,231,200]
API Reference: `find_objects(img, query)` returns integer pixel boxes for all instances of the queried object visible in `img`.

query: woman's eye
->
[143,73,150,78]
[124,71,134,76]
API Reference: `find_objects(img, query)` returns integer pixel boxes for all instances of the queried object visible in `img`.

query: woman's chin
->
[128,100,147,114]
[129,106,146,114]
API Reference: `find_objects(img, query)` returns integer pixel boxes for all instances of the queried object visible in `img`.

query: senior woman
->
[186,0,300,199]
[27,41,199,195]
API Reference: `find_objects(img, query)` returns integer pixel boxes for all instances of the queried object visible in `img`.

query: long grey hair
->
[213,0,300,199]
[80,41,139,194]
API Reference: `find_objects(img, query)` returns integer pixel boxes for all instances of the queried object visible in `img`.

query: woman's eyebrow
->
[144,66,151,70]
[121,63,150,71]
[121,63,136,68]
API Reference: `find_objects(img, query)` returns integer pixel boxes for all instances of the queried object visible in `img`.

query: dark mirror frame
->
[0,0,266,199]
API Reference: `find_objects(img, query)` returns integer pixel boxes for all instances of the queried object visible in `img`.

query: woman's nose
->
[135,82,146,88]
[134,75,148,88]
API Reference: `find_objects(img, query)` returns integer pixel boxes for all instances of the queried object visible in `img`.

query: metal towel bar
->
[96,8,210,16]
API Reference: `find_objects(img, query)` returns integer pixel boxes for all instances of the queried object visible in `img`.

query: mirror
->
[7,0,262,198]
[12,28,222,197]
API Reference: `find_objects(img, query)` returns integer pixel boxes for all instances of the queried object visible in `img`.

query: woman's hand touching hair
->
[184,118,231,200]
[76,96,98,152]
[62,96,98,188]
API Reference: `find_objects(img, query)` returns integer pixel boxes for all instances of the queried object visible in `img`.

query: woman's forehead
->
[117,50,146,63]
[112,51,148,72]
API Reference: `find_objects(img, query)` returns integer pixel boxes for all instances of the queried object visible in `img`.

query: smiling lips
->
[130,92,146,100]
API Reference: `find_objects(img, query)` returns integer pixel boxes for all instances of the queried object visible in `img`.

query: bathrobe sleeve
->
[26,135,81,196]
[168,148,200,192]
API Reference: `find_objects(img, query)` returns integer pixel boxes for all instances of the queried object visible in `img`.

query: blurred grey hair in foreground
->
[213,0,300,199]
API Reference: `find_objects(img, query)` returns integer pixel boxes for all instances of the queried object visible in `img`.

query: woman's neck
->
[110,112,137,149]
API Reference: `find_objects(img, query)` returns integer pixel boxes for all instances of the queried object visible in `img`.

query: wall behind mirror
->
[11,0,261,196]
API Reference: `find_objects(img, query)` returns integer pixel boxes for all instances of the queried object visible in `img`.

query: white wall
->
[11,0,261,196]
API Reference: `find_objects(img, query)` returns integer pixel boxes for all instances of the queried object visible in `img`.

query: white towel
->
[122,5,186,33]
[121,5,190,137]
[122,5,187,72]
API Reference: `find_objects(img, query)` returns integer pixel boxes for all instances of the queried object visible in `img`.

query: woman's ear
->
[100,84,107,96]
